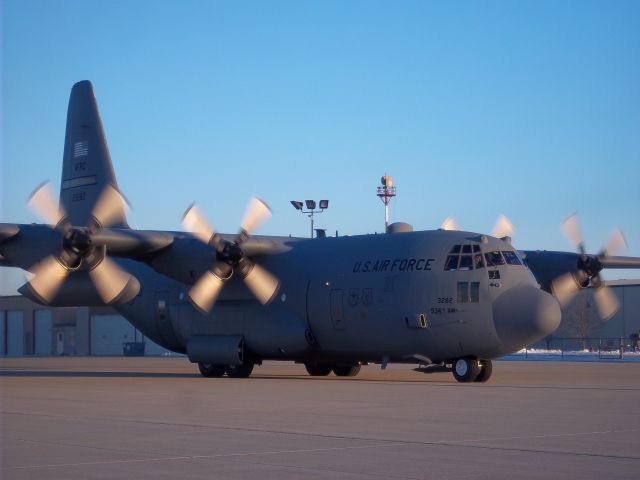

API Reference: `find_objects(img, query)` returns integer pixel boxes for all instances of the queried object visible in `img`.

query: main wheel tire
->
[452,357,481,383]
[473,359,493,383]
[198,363,226,378]
[305,363,333,376]
[332,364,361,377]
[226,362,255,378]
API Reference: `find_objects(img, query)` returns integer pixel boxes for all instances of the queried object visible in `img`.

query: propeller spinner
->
[182,198,279,313]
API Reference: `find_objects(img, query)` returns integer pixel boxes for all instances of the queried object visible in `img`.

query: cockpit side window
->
[502,251,522,265]
[445,255,459,271]
[459,255,473,270]
[484,251,505,267]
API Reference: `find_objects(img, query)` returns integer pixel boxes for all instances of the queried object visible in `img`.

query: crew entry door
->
[330,289,346,330]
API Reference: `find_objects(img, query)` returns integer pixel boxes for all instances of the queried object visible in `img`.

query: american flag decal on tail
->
[74,141,88,157]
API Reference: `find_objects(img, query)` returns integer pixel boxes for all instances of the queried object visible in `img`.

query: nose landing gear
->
[452,358,492,383]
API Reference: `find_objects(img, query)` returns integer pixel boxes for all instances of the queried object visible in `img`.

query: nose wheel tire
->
[474,359,493,383]
[452,357,481,383]
[226,362,255,378]
[198,363,226,378]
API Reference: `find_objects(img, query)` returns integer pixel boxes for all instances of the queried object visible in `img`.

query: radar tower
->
[376,175,397,232]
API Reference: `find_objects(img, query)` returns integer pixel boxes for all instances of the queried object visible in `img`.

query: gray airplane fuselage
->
[104,228,555,365]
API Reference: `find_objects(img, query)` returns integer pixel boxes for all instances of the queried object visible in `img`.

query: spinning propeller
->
[551,214,624,320]
[440,214,515,239]
[25,183,136,304]
[182,198,279,313]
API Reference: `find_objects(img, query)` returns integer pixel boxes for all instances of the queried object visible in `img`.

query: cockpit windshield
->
[444,245,522,271]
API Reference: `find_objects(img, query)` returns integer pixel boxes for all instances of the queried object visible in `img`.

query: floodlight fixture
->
[290,198,330,238]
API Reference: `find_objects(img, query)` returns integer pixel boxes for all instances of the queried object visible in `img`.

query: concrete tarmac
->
[1,358,639,480]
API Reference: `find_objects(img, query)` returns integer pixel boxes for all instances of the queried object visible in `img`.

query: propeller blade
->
[440,216,459,231]
[92,185,129,228]
[561,213,584,252]
[27,182,66,226]
[182,203,216,244]
[593,285,620,321]
[551,272,581,307]
[88,256,135,304]
[491,214,514,239]
[28,255,70,303]
[189,270,226,313]
[242,262,279,305]
[240,197,271,237]
[601,228,627,257]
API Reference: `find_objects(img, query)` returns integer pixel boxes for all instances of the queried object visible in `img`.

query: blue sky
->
[2,0,640,293]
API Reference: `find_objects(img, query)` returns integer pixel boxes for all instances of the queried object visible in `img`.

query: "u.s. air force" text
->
[352,258,435,273]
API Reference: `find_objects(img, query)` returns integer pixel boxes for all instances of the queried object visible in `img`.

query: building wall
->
[551,284,640,340]
[0,295,173,356]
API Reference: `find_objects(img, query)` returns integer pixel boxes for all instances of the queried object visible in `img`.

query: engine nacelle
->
[18,271,140,306]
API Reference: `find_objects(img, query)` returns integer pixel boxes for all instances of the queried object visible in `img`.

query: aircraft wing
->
[520,249,640,294]
[599,256,640,269]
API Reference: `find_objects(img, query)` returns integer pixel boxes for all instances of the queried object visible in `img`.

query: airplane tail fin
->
[59,81,128,228]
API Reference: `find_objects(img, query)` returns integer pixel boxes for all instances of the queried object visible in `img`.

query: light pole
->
[290,199,329,238]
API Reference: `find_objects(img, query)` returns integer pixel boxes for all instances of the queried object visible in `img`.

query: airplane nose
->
[493,285,561,352]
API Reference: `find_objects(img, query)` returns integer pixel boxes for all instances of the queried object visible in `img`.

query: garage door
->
[35,310,53,355]
[0,311,5,355]
[7,311,24,356]
[90,315,135,355]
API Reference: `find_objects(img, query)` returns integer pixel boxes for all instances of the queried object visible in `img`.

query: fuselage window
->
[470,282,480,302]
[450,245,461,254]
[457,282,469,303]
[457,282,480,303]
[485,251,505,267]
[502,250,522,265]
[472,245,480,253]
[473,253,484,269]
[461,245,472,254]
[445,255,459,271]
[459,255,473,270]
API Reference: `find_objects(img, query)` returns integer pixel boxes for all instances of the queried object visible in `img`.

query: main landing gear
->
[198,362,255,378]
[452,358,492,383]
[305,363,362,377]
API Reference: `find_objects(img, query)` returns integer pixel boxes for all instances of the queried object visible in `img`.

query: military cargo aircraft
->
[2,81,639,382]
